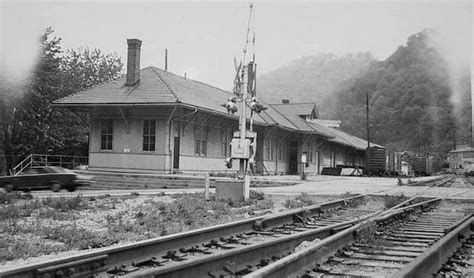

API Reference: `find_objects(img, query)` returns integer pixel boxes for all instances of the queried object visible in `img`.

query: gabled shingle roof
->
[268,103,382,150]
[54,66,383,149]
[56,67,179,105]
[268,103,333,137]
[272,103,318,117]
[325,127,384,150]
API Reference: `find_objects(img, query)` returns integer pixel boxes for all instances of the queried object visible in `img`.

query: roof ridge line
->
[302,117,335,138]
[272,103,334,138]
[257,106,279,126]
[271,102,317,106]
[268,104,300,131]
[150,66,234,97]
[150,67,181,102]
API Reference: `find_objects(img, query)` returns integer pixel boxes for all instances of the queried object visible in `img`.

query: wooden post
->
[205,173,210,201]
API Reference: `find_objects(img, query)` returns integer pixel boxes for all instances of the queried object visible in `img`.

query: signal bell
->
[222,97,238,114]
[250,97,267,113]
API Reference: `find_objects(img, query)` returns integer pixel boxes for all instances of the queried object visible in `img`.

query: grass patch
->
[355,221,384,246]
[284,193,314,209]
[383,193,406,209]
[0,192,275,264]
[41,195,88,211]
[0,192,32,204]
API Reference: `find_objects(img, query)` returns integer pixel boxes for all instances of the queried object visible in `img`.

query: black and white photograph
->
[0,0,473,276]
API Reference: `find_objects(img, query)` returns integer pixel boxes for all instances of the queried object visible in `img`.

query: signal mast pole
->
[240,66,248,176]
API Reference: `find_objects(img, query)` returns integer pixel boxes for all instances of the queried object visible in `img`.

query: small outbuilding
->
[448,146,474,173]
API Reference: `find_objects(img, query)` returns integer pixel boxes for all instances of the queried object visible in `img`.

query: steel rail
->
[405,176,450,187]
[131,209,383,277]
[392,215,473,278]
[0,195,364,278]
[244,198,442,278]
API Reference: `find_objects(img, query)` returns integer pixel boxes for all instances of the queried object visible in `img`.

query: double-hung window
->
[221,129,231,157]
[100,119,113,150]
[143,120,156,151]
[194,126,207,156]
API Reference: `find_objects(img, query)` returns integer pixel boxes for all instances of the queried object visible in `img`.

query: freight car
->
[407,155,433,176]
[364,147,432,177]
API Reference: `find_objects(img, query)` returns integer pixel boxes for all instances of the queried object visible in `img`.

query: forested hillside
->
[258,52,375,117]
[259,29,471,155]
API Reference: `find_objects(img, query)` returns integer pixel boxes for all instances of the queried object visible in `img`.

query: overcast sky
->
[0,0,472,89]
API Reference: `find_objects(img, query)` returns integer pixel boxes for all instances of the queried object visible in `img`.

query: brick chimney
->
[126,39,142,86]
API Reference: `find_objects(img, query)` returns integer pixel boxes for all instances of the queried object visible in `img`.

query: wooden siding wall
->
[87,107,367,174]
[174,117,238,172]
[89,107,170,171]
[261,129,291,174]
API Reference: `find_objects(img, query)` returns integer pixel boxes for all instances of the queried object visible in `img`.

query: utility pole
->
[165,49,168,71]
[366,91,371,174]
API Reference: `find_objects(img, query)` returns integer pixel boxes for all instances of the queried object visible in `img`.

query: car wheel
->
[67,185,76,192]
[5,183,14,193]
[50,182,62,192]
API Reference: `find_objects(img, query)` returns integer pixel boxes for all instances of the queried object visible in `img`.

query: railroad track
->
[245,199,472,278]
[433,226,474,277]
[464,176,474,186]
[1,194,372,278]
[2,193,469,278]
[397,214,473,278]
[405,175,454,187]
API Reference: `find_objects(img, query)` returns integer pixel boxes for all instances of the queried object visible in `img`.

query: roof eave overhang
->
[53,102,272,127]
[52,102,181,107]
[301,130,334,139]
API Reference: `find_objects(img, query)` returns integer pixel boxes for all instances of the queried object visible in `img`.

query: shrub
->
[41,225,113,250]
[284,193,314,209]
[383,193,406,209]
[41,195,87,211]
[0,236,67,261]
[254,199,274,210]
[250,190,265,200]
[0,192,23,204]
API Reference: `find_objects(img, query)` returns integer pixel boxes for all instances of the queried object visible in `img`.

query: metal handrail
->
[12,154,33,175]
[12,154,88,175]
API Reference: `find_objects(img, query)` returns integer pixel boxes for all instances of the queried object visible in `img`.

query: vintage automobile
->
[0,166,93,192]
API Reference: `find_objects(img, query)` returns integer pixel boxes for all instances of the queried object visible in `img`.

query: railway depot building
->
[55,39,381,175]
